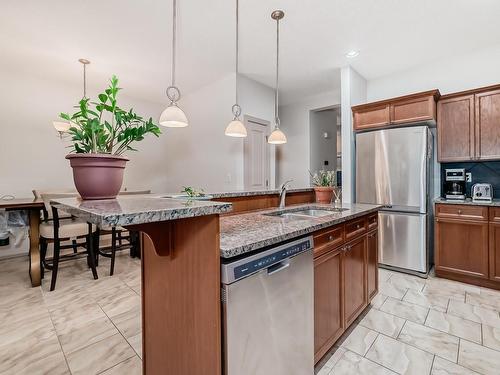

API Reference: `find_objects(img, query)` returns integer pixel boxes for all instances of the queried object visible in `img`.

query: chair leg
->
[110,228,117,276]
[72,239,78,254]
[86,225,98,280]
[40,238,47,280]
[50,238,60,291]
[118,231,123,246]
[94,228,100,267]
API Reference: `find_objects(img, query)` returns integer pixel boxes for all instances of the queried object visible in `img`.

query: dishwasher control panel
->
[221,236,313,284]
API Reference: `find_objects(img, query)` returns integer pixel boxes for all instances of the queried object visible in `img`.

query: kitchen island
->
[52,194,380,373]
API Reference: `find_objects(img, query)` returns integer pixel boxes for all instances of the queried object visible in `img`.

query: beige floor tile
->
[109,306,141,338]
[339,325,378,356]
[50,301,107,335]
[431,356,481,375]
[482,325,500,352]
[0,313,55,350]
[100,356,142,375]
[323,347,347,369]
[370,293,388,309]
[448,300,500,328]
[366,334,434,375]
[379,281,408,300]
[425,309,481,343]
[388,273,426,292]
[58,317,118,355]
[359,308,405,338]
[331,350,397,375]
[421,285,466,303]
[403,289,449,312]
[127,332,142,358]
[380,297,429,324]
[425,277,480,296]
[459,339,500,375]
[97,285,141,318]
[66,332,136,375]
[466,292,500,312]
[398,321,459,362]
[379,268,394,283]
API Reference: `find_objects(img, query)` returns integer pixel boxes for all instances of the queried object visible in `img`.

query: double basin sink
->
[264,207,348,220]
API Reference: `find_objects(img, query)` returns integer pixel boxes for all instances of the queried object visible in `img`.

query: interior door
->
[244,117,271,190]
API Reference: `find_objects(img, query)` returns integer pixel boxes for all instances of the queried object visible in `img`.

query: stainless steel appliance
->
[356,126,434,276]
[444,168,466,200]
[221,236,314,375]
[472,183,493,203]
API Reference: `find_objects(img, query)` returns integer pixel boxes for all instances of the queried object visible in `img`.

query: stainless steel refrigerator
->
[356,126,434,276]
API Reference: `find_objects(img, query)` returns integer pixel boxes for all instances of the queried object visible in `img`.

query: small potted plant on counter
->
[59,76,161,200]
[310,170,337,204]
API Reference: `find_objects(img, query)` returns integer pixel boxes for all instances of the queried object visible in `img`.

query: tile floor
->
[2,254,500,374]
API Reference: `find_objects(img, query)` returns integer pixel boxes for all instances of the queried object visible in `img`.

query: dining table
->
[0,198,44,287]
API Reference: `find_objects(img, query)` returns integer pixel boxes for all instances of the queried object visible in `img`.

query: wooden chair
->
[96,190,150,275]
[35,191,99,291]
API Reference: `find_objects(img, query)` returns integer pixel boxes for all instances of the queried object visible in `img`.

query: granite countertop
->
[219,203,381,258]
[208,187,313,199]
[434,197,500,207]
[51,196,232,227]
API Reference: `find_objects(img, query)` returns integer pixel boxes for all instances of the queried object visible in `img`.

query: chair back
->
[38,192,79,220]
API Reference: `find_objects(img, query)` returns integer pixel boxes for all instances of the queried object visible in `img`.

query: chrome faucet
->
[279,180,293,209]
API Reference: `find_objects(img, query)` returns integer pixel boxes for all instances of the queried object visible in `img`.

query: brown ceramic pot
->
[66,153,129,200]
[314,186,334,204]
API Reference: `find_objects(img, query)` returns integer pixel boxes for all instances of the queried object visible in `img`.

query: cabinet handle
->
[458,209,462,215]
[328,235,334,241]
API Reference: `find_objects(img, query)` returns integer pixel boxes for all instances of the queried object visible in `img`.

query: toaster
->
[472,183,493,203]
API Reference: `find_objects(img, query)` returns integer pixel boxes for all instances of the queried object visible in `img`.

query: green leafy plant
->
[310,170,336,187]
[181,186,205,198]
[60,75,161,155]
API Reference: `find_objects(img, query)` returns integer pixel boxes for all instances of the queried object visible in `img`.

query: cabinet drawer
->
[367,213,378,230]
[313,225,344,258]
[435,204,488,221]
[345,218,367,240]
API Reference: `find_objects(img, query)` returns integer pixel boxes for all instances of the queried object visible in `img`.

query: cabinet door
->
[489,222,500,282]
[367,230,378,301]
[437,95,475,162]
[435,218,489,279]
[314,248,343,363]
[476,89,500,160]
[390,95,436,125]
[343,236,367,327]
[353,104,390,131]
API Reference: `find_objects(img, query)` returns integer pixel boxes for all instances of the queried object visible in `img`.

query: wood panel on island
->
[435,203,500,290]
[313,212,378,363]
[437,83,500,162]
[352,90,440,132]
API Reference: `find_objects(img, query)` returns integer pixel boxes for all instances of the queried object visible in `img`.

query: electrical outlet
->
[466,172,472,182]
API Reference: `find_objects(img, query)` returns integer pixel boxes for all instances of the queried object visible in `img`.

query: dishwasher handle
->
[267,260,290,275]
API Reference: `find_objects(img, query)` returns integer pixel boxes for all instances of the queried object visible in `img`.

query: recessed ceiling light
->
[345,50,360,58]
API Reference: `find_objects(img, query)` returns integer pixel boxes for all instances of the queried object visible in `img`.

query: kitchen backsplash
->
[441,161,500,198]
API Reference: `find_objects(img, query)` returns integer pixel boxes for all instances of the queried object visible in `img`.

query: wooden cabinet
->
[352,90,439,131]
[314,247,343,363]
[437,84,500,162]
[343,236,368,327]
[489,222,500,282]
[313,212,378,363]
[367,230,378,300]
[437,95,475,162]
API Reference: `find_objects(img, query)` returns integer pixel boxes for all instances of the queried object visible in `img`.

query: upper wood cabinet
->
[437,84,500,162]
[352,90,440,132]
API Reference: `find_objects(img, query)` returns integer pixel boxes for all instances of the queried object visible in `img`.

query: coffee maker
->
[444,168,466,200]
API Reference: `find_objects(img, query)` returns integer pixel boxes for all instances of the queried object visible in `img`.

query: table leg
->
[28,209,41,287]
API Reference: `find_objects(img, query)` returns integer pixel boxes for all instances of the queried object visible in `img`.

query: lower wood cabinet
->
[489,222,500,282]
[313,213,378,363]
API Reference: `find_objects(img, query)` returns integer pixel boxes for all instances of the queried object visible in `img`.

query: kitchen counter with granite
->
[434,197,500,207]
[51,195,232,227]
[219,203,381,258]
[208,187,313,198]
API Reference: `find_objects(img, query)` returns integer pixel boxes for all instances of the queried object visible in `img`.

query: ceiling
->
[2,0,500,105]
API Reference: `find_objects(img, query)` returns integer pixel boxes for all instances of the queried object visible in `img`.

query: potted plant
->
[59,76,161,200]
[310,170,336,204]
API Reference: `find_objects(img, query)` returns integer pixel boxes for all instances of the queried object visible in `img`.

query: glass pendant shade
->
[53,121,71,133]
[268,127,287,144]
[225,119,247,137]
[159,103,188,127]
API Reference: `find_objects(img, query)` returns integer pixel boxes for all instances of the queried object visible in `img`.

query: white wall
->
[367,43,500,101]
[341,66,367,203]
[309,109,338,172]
[277,90,341,187]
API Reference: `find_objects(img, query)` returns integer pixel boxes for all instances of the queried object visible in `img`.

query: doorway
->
[309,106,341,185]
[244,116,271,190]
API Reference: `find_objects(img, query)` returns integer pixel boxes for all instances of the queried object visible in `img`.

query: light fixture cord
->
[274,15,280,129]
[83,62,87,99]
[172,0,177,87]
[235,0,239,106]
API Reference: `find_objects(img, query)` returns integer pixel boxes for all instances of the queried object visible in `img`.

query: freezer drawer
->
[379,211,427,273]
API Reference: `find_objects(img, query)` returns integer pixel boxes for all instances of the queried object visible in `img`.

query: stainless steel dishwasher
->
[221,236,314,375]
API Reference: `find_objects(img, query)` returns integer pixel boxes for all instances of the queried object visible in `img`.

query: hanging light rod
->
[225,0,247,137]
[268,10,287,145]
[159,0,189,128]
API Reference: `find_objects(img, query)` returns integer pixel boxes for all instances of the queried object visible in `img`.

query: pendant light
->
[159,0,188,127]
[224,0,247,137]
[53,58,90,137]
[268,10,287,145]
